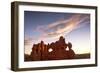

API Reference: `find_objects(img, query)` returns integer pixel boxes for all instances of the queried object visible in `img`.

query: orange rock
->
[30,36,75,61]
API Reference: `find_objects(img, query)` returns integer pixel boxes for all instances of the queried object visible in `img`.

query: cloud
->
[24,37,33,46]
[36,14,90,40]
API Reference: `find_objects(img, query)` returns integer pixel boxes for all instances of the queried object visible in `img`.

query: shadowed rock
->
[29,36,75,61]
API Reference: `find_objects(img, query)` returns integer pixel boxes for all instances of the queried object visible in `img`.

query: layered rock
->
[30,36,75,61]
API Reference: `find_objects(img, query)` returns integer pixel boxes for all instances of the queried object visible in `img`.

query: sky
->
[24,11,90,55]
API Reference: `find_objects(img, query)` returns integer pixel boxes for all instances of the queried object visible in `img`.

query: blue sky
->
[24,11,90,55]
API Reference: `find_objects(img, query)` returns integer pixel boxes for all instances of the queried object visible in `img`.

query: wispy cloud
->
[24,37,33,46]
[36,14,90,41]
[25,14,90,44]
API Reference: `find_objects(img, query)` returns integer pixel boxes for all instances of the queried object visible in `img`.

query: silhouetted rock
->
[24,54,31,61]
[29,36,75,61]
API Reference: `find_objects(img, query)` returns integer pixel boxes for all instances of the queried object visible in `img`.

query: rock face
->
[30,36,75,61]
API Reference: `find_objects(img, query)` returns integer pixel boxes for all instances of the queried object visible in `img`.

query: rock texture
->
[29,36,75,61]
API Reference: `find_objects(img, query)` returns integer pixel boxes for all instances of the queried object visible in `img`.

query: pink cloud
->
[36,14,90,40]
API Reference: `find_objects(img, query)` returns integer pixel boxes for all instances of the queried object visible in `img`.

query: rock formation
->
[30,36,75,61]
